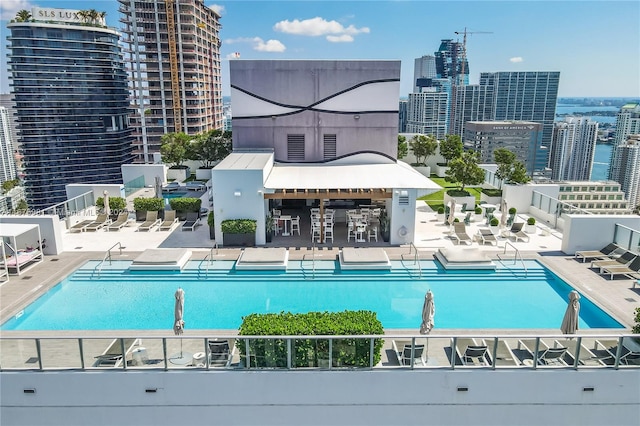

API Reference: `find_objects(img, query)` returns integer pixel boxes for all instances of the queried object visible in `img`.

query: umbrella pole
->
[180,338,183,357]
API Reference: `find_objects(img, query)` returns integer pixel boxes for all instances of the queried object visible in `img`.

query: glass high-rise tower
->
[7,8,134,210]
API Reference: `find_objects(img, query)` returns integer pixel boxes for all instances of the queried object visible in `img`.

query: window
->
[287,134,305,161]
[323,134,337,160]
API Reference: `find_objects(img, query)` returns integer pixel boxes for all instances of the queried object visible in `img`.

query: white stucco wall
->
[390,189,417,245]
[562,214,640,254]
[212,169,267,246]
[1,369,638,426]
[121,164,167,187]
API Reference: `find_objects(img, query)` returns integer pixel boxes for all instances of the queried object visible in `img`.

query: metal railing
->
[1,334,638,372]
[401,242,422,279]
[498,241,527,277]
[93,242,123,278]
[199,243,219,278]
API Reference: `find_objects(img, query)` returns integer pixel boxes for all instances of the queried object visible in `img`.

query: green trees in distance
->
[409,134,438,166]
[15,10,32,22]
[439,134,463,165]
[191,130,232,168]
[397,135,408,159]
[445,151,485,192]
[160,132,191,168]
[494,148,531,184]
[77,9,106,25]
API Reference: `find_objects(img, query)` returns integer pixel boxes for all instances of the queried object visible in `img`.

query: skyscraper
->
[435,39,468,85]
[550,117,598,181]
[608,103,640,181]
[405,92,449,139]
[7,8,134,210]
[119,0,223,163]
[413,55,436,92]
[0,107,17,184]
[450,71,560,174]
[611,135,640,209]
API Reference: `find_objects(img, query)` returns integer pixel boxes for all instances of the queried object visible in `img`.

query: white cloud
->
[224,37,286,53]
[0,0,34,20]
[326,34,354,43]
[510,57,524,63]
[207,4,224,16]
[255,38,286,52]
[273,17,369,42]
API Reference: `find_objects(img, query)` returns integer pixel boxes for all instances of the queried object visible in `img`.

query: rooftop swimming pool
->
[1,259,623,331]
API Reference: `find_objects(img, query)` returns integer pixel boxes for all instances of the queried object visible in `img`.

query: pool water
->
[1,260,623,331]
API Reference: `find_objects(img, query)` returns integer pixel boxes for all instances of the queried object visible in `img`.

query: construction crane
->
[165,0,182,133]
[454,28,493,85]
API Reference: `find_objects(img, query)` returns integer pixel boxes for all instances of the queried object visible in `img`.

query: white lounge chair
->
[107,213,130,231]
[93,338,140,367]
[452,223,472,245]
[85,214,111,232]
[483,338,519,366]
[159,210,178,231]
[518,339,568,366]
[138,211,161,232]
[455,338,489,366]
[477,229,498,246]
[574,243,623,262]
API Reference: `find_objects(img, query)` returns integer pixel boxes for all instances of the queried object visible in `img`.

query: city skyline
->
[0,1,639,98]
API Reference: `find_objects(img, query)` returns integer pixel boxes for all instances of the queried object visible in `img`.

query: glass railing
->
[1,334,638,371]
[37,191,95,218]
[614,224,640,254]
[124,175,145,197]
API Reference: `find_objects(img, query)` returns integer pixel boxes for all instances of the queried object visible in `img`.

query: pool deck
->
[1,201,639,335]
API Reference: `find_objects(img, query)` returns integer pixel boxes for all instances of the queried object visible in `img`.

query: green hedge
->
[168,197,201,212]
[481,188,502,197]
[133,197,164,212]
[96,196,126,211]
[446,189,471,197]
[236,310,384,368]
[221,219,257,234]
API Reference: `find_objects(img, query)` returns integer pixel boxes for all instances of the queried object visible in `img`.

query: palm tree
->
[76,10,90,24]
[98,11,107,25]
[87,9,100,24]
[15,10,32,22]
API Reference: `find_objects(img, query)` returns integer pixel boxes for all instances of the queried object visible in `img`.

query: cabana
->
[0,224,44,275]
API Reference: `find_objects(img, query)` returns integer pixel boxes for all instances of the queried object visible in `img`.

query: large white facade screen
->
[231,81,400,118]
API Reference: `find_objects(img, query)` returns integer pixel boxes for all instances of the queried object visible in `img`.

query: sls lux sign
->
[32,8,106,25]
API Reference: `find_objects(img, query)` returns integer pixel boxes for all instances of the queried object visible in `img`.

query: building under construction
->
[118,0,223,163]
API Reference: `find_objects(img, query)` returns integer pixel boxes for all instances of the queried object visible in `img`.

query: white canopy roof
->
[264,160,440,191]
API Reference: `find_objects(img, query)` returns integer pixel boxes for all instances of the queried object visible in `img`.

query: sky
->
[1,0,639,98]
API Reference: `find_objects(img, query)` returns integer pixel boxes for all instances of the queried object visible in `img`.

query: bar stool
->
[291,216,300,235]
[368,226,378,242]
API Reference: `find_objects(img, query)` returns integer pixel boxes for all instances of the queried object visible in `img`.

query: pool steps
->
[68,267,551,282]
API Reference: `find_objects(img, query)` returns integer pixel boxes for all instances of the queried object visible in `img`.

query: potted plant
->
[437,206,445,222]
[265,213,275,243]
[133,197,164,221]
[208,211,215,240]
[96,196,127,221]
[379,209,390,242]
[489,217,500,235]
[525,217,537,234]
[221,219,257,247]
[508,207,517,215]
[169,197,201,220]
[474,206,483,222]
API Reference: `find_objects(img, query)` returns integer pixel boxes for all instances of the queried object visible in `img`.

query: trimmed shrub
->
[482,188,502,197]
[508,207,517,215]
[475,207,482,215]
[527,217,536,225]
[490,217,499,226]
[221,219,257,234]
[133,197,164,212]
[437,207,445,214]
[96,196,126,211]
[236,310,384,368]
[169,197,201,213]
[446,189,471,197]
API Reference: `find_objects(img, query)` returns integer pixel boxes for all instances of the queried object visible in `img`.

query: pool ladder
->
[301,240,316,279]
[93,242,123,278]
[400,242,422,279]
[199,243,218,278]
[497,241,527,277]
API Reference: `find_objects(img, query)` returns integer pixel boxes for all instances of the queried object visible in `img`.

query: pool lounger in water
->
[236,247,289,270]
[129,248,192,271]
[434,248,496,270]
[339,247,391,270]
